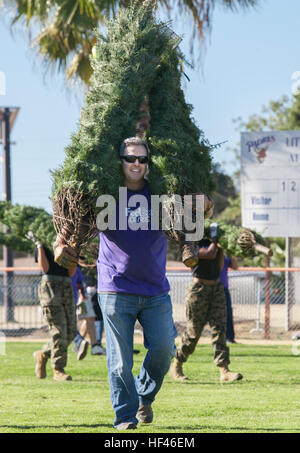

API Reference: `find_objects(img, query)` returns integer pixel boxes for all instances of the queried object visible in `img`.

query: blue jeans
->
[95,320,104,345]
[98,292,177,428]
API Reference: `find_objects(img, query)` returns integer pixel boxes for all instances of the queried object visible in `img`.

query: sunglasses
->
[121,155,149,164]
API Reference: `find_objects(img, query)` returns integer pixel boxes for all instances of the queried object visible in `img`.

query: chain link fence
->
[168,267,300,339]
[0,269,45,336]
[0,267,300,338]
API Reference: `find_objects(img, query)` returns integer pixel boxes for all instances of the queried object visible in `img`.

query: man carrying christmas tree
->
[54,136,177,430]
[169,223,243,383]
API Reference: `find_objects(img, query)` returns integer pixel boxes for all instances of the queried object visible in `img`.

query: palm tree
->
[1,0,259,84]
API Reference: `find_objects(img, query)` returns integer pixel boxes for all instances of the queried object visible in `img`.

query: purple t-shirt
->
[219,256,231,288]
[71,266,84,305]
[97,183,170,296]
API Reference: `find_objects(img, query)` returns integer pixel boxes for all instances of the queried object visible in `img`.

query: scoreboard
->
[241,131,300,237]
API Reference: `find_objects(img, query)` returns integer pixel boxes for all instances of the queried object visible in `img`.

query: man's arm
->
[37,246,50,274]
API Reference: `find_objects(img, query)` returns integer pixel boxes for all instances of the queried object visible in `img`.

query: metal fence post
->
[285,237,290,331]
[2,108,15,322]
[250,275,264,334]
[265,257,270,339]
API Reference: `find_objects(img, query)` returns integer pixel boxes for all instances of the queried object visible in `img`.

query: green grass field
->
[0,342,299,433]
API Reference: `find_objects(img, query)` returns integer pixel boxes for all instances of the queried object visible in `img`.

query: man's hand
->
[53,237,78,270]
[77,297,87,316]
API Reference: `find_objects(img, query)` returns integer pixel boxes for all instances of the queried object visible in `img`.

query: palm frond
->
[1,0,260,83]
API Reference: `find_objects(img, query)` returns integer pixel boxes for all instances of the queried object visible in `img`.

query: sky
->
[0,0,300,213]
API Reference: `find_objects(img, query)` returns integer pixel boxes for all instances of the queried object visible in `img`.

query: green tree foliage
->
[0,232,33,254]
[233,95,292,133]
[217,194,241,226]
[51,2,215,252]
[1,0,260,84]
[286,94,300,129]
[0,201,56,251]
[52,3,168,200]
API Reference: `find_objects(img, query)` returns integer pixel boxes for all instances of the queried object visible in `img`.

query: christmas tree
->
[0,201,56,251]
[51,0,214,264]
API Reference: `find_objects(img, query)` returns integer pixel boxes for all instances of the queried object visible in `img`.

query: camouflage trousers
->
[176,280,230,367]
[38,274,77,370]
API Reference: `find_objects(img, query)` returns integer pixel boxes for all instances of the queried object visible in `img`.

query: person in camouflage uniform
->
[38,274,77,375]
[169,223,243,383]
[31,238,77,382]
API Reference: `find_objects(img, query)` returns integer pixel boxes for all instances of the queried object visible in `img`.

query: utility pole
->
[0,107,19,322]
